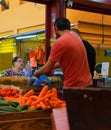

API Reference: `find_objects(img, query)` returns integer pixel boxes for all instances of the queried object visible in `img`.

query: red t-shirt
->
[49,31,92,88]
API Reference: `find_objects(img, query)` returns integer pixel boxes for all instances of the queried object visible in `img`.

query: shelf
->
[78,20,111,27]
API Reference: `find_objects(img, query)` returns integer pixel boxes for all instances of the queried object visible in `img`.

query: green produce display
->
[0,99,31,113]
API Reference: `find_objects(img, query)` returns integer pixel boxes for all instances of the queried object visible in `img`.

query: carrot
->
[31,93,54,106]
[38,85,48,99]
[46,105,51,109]
[23,89,34,98]
[59,103,66,107]
[29,95,38,100]
[36,104,41,109]
[20,97,26,106]
[39,101,47,110]
[50,97,65,102]
[51,88,57,98]
[43,98,49,106]
[44,92,55,99]
[28,105,36,110]
[25,100,32,106]
[45,89,51,96]
[49,100,66,108]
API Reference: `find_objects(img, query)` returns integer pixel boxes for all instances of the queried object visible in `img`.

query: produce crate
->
[0,110,52,130]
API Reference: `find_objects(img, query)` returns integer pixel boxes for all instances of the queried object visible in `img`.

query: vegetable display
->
[0,85,65,113]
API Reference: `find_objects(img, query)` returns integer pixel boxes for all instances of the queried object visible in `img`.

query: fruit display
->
[0,76,63,90]
[93,73,103,79]
[48,76,63,89]
[0,85,65,113]
[0,77,27,87]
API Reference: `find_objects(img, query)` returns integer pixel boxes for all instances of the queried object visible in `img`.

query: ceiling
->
[25,0,111,15]
[72,0,111,15]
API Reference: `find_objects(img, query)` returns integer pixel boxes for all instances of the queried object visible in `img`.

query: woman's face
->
[14,58,24,69]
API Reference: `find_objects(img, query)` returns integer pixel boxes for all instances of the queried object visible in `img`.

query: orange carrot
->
[51,88,57,98]
[38,85,48,99]
[25,100,32,106]
[50,97,65,102]
[31,93,54,106]
[59,103,66,107]
[36,104,41,109]
[45,89,51,96]
[49,100,66,108]
[28,105,36,110]
[40,101,47,110]
[29,95,38,100]
[23,89,34,98]
[43,98,50,106]
[20,97,26,106]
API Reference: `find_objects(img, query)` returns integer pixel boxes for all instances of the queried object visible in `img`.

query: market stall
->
[0,82,65,130]
[1,0,111,130]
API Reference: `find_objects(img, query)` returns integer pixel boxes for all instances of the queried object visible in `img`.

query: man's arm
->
[33,60,56,77]
[53,62,60,69]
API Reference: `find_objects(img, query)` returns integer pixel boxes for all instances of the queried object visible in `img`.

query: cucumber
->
[7,101,19,107]
[0,109,17,113]
[0,99,11,106]
[0,106,20,112]
[0,99,19,107]
[16,105,22,111]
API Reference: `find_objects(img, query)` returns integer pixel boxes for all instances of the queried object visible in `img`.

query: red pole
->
[45,0,66,61]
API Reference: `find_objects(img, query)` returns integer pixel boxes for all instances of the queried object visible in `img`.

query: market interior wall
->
[0,1,111,76]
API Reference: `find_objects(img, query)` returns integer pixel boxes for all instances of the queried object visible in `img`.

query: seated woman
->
[2,56,25,77]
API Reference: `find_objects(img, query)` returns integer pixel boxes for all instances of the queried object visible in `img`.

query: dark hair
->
[12,56,22,65]
[54,17,71,31]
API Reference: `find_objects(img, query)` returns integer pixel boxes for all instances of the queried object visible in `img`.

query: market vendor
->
[33,17,93,88]
[1,56,25,77]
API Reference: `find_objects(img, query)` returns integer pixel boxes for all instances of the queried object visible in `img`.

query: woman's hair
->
[12,56,22,65]
[54,17,71,31]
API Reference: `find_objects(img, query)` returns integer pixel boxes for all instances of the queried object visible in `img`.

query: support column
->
[45,0,66,61]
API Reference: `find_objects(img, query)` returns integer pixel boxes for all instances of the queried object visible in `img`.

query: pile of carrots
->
[0,86,20,97]
[3,85,66,110]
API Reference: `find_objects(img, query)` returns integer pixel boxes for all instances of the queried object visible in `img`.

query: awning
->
[0,29,45,40]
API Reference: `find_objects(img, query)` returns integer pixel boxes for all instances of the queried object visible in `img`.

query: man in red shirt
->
[34,17,92,88]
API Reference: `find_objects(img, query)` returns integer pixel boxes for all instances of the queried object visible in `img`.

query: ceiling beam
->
[25,0,111,15]
[24,0,50,4]
[69,0,111,15]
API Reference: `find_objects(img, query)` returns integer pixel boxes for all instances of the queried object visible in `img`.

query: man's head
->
[54,17,71,38]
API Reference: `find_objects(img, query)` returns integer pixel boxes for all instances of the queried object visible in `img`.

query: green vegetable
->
[0,106,20,113]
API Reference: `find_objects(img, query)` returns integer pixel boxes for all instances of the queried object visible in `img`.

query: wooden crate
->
[0,110,52,130]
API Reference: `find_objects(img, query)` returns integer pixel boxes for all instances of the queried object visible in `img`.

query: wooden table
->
[0,110,52,130]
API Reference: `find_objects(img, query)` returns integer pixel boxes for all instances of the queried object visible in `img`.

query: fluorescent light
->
[70,23,79,27]
[16,35,37,40]
[89,0,105,3]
